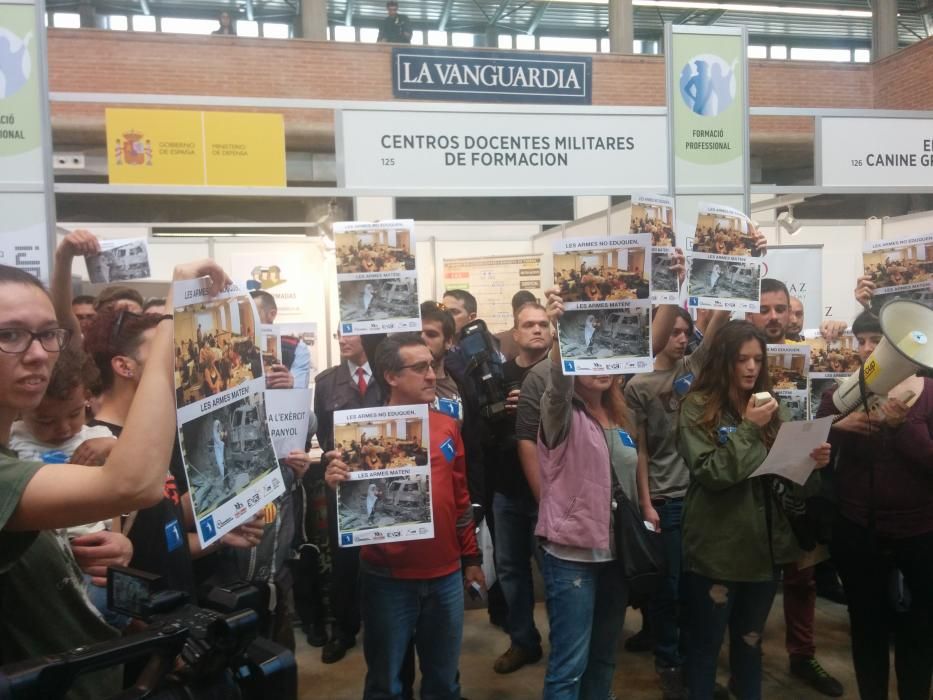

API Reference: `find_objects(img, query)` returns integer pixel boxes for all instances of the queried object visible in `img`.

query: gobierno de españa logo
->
[679,54,737,117]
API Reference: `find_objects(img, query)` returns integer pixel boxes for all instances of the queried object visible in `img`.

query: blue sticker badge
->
[673,372,694,397]
[717,425,737,445]
[198,515,216,542]
[165,518,183,552]
[617,429,636,448]
[340,533,354,547]
[342,323,353,334]
[563,360,576,373]
[437,397,462,420]
[688,296,699,307]
[439,437,456,462]
[40,449,69,464]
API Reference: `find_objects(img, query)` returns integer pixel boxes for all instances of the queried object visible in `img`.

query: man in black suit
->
[314,331,384,663]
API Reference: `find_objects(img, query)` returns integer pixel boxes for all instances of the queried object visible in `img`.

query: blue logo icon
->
[0,28,33,100]
[563,360,576,372]
[342,323,353,334]
[689,297,699,307]
[199,516,216,541]
[679,55,736,116]
[340,533,354,546]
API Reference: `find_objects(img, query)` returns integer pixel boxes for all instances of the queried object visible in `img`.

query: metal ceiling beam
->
[138,0,150,15]
[438,0,454,30]
[526,1,548,34]
[701,9,725,24]
[673,10,697,23]
[245,0,254,21]
[344,0,355,26]
[489,0,511,26]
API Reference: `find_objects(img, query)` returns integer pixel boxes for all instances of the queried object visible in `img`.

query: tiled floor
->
[295,592,885,699]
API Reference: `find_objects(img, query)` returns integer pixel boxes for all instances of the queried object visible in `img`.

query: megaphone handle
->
[830,365,874,425]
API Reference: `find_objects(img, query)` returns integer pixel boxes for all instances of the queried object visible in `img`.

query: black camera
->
[458,319,508,420]
[0,566,296,700]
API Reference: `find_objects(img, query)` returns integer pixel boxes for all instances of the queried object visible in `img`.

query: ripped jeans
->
[683,571,778,700]
[541,551,628,700]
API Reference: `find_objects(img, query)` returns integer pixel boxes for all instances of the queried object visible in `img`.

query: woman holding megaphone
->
[677,320,830,700]
[816,309,933,700]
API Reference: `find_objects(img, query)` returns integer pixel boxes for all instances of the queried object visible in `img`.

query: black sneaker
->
[657,666,686,700]
[789,656,844,697]
[321,637,356,664]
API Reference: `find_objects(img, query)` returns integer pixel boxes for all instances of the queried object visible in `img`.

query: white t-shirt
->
[9,422,117,538]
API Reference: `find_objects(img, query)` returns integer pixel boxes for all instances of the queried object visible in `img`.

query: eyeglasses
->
[398,361,434,376]
[0,327,72,354]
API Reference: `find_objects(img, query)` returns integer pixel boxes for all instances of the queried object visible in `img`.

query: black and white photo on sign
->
[337,275,420,324]
[174,293,260,409]
[862,233,933,295]
[338,472,432,536]
[85,238,151,284]
[556,305,651,367]
[776,390,809,423]
[651,250,680,296]
[335,226,415,275]
[687,255,761,311]
[178,391,280,518]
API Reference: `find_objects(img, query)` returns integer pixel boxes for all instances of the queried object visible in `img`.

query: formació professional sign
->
[392,48,592,104]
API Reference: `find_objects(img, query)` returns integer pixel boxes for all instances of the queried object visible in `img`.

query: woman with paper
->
[677,321,830,700]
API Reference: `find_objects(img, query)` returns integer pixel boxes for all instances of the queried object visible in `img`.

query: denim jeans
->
[683,571,778,700]
[361,570,464,700]
[493,491,543,651]
[649,498,684,669]
[541,551,628,700]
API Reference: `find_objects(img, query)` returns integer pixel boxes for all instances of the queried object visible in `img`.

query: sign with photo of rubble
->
[333,404,434,547]
[334,219,421,335]
[553,235,652,375]
[686,202,762,312]
[173,278,285,548]
[84,238,151,284]
[767,343,810,422]
[630,194,680,304]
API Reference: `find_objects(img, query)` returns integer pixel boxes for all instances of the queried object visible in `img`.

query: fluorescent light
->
[548,0,873,18]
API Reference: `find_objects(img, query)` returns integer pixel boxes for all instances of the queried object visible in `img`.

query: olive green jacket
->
[678,394,811,582]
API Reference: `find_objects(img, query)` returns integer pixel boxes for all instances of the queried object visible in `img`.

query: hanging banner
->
[760,245,824,331]
[0,2,52,283]
[442,254,543,334]
[106,109,286,187]
[667,24,748,192]
[819,117,933,188]
[338,109,668,192]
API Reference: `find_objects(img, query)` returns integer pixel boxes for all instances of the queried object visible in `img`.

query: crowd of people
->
[631,216,675,247]
[863,256,933,289]
[554,263,650,302]
[0,227,931,700]
[692,223,755,257]
[336,238,417,275]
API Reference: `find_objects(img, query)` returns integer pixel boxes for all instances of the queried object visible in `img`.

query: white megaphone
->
[833,299,933,414]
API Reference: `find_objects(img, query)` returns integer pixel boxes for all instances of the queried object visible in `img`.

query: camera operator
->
[816,296,933,699]
[0,261,228,700]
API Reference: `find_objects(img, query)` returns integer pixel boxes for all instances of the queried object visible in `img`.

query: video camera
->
[0,566,296,700]
[458,319,508,420]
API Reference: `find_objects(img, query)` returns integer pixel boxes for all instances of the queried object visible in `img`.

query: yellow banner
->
[106,109,285,187]
[204,112,286,187]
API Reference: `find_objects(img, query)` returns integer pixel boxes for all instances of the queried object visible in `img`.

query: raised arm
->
[51,230,100,349]
[7,261,231,531]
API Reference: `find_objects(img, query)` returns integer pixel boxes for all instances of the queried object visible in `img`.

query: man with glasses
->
[324,334,483,700]
[313,330,384,663]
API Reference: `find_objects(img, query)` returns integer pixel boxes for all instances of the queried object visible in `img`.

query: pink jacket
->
[534,363,613,551]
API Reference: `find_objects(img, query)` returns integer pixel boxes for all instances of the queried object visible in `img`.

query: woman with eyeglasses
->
[537,287,640,700]
[0,261,228,700]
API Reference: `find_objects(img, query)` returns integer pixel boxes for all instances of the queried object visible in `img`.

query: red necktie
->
[357,367,368,396]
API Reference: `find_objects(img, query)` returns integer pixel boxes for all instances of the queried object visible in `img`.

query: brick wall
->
[46,29,931,148]
[874,38,933,109]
